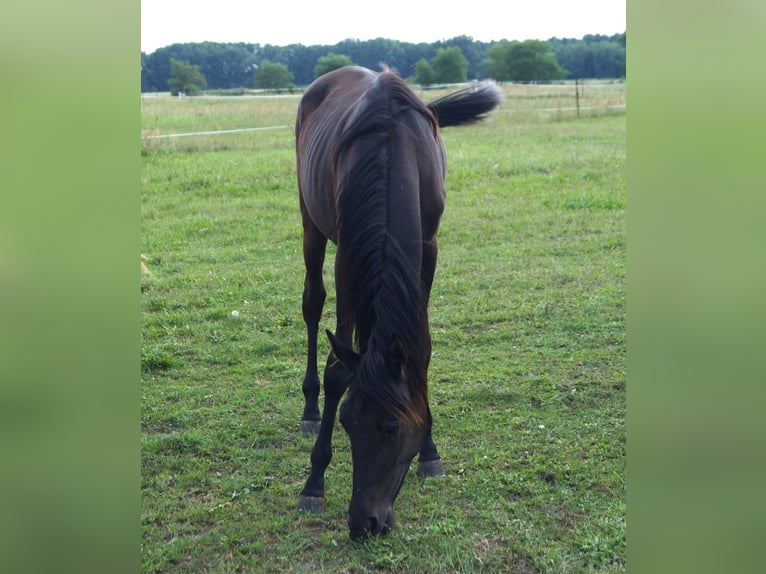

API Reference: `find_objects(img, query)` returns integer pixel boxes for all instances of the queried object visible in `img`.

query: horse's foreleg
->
[300,215,327,434]
[417,237,445,477]
[297,347,351,513]
[421,236,438,308]
[297,253,354,512]
[417,405,445,477]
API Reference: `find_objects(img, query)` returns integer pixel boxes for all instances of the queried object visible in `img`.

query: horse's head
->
[327,331,428,540]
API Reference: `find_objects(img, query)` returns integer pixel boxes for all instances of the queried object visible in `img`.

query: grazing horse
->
[295,66,502,540]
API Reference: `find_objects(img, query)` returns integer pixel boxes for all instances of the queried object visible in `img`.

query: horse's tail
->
[427,82,504,128]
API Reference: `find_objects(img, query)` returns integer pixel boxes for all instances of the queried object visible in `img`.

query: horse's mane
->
[333,71,435,426]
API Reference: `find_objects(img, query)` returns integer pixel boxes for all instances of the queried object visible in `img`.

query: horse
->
[294,66,502,540]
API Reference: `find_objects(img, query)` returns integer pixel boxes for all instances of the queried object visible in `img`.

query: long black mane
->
[333,72,435,424]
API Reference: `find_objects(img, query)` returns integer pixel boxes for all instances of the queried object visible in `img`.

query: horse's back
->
[296,66,446,244]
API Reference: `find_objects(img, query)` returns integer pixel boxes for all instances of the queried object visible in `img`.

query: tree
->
[413,58,436,86]
[505,40,566,82]
[254,60,294,90]
[550,38,625,79]
[167,58,207,95]
[485,41,514,81]
[191,42,258,89]
[434,36,486,79]
[431,47,468,83]
[140,37,626,93]
[313,53,354,78]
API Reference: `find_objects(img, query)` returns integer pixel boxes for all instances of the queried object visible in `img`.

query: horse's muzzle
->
[348,508,395,541]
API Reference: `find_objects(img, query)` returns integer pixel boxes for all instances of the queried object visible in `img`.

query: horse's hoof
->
[417,458,445,478]
[296,495,325,513]
[300,419,321,434]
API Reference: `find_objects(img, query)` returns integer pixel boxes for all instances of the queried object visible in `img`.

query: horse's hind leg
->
[299,205,327,434]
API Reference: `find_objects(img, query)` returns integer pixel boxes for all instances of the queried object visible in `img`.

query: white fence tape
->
[142,125,290,140]
[142,101,625,140]
[501,104,626,114]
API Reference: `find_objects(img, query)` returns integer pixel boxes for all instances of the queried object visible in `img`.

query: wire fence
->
[141,125,290,140]
[141,81,625,142]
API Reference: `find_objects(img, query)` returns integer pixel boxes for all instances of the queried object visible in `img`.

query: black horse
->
[295,66,502,540]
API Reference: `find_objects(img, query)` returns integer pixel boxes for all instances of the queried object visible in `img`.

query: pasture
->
[141,82,625,572]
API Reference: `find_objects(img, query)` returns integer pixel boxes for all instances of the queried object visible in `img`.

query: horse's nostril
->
[364,516,379,534]
[349,516,380,541]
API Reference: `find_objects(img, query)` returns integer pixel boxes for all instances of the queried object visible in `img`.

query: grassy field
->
[141,83,625,573]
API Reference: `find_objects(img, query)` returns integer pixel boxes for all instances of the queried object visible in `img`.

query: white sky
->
[141,0,626,54]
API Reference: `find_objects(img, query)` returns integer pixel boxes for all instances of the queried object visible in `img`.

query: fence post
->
[575,79,580,118]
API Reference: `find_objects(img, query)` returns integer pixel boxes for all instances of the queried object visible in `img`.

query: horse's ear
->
[325,330,359,371]
[386,334,408,378]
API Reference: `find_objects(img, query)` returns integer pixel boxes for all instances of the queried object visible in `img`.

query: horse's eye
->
[384,421,400,434]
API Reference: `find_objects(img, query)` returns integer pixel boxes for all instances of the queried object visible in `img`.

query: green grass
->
[142,86,625,573]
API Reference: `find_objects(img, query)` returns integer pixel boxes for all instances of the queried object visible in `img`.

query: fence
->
[141,81,625,142]
[141,125,290,140]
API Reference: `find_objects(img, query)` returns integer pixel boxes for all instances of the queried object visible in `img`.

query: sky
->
[141,0,625,54]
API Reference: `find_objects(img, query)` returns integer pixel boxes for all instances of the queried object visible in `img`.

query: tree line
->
[141,34,625,93]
